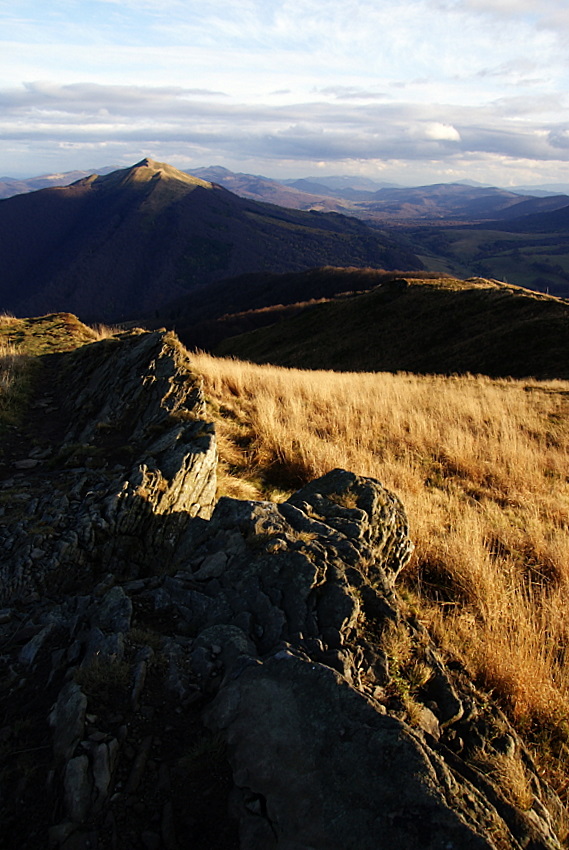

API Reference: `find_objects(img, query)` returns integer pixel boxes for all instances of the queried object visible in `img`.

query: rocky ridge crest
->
[0,329,565,849]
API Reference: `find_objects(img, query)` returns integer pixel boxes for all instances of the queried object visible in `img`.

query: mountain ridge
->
[215,274,569,380]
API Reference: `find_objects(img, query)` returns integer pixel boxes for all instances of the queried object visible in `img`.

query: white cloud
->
[421,123,462,142]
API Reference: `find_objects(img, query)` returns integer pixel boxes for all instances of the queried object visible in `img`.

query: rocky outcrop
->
[0,330,216,604]
[0,331,565,849]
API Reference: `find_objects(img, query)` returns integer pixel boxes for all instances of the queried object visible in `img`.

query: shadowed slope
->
[216,276,569,379]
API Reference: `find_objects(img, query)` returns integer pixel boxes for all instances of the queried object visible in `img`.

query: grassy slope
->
[216,276,569,380]
[0,313,102,426]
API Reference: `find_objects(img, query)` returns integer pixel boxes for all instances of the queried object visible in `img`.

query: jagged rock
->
[91,742,112,809]
[82,627,125,664]
[0,331,216,604]
[208,653,506,850]
[18,621,57,665]
[190,471,562,849]
[92,586,133,634]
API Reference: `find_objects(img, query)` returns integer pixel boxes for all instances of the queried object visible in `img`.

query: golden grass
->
[190,350,569,792]
[0,337,32,425]
[88,322,124,340]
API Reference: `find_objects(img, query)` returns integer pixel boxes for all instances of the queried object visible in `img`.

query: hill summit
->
[80,157,215,192]
[0,159,421,322]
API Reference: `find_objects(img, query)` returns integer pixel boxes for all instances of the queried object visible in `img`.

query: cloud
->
[457,0,569,40]
[316,86,389,101]
[2,1,569,183]
[2,81,568,171]
[419,123,462,142]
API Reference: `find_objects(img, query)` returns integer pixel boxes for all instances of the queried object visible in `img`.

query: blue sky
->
[1,0,569,185]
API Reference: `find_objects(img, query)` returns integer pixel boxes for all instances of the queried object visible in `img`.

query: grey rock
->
[208,655,501,850]
[64,755,93,822]
[92,586,133,634]
[14,459,40,470]
[18,621,56,665]
[50,681,88,763]
[192,550,228,580]
[91,742,112,808]
[0,331,217,606]
[82,627,125,665]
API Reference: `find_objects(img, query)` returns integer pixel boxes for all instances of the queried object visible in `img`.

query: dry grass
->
[0,337,32,425]
[88,322,124,340]
[190,350,569,793]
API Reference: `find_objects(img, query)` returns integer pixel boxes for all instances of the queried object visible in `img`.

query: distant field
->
[411,227,569,297]
[192,350,569,797]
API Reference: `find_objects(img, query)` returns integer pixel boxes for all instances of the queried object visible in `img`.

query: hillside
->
[215,275,569,379]
[1,318,568,848]
[0,159,421,322]
[481,204,569,233]
[148,266,443,348]
[408,218,569,298]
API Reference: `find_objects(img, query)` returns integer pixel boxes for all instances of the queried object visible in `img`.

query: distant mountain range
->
[189,168,569,223]
[0,167,117,200]
[2,157,569,321]
[0,159,420,322]
[4,164,569,222]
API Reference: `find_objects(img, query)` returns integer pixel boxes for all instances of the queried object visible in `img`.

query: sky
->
[1,0,569,186]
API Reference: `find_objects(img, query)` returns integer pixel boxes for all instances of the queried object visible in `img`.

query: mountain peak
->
[129,158,213,189]
[135,157,158,169]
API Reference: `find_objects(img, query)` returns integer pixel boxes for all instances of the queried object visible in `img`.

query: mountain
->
[481,196,569,221]
[364,183,569,221]
[216,275,569,379]
[279,177,395,202]
[0,158,422,322]
[189,174,569,222]
[0,166,117,199]
[283,174,395,191]
[4,164,567,224]
[478,203,569,233]
[188,165,352,211]
[511,182,569,195]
